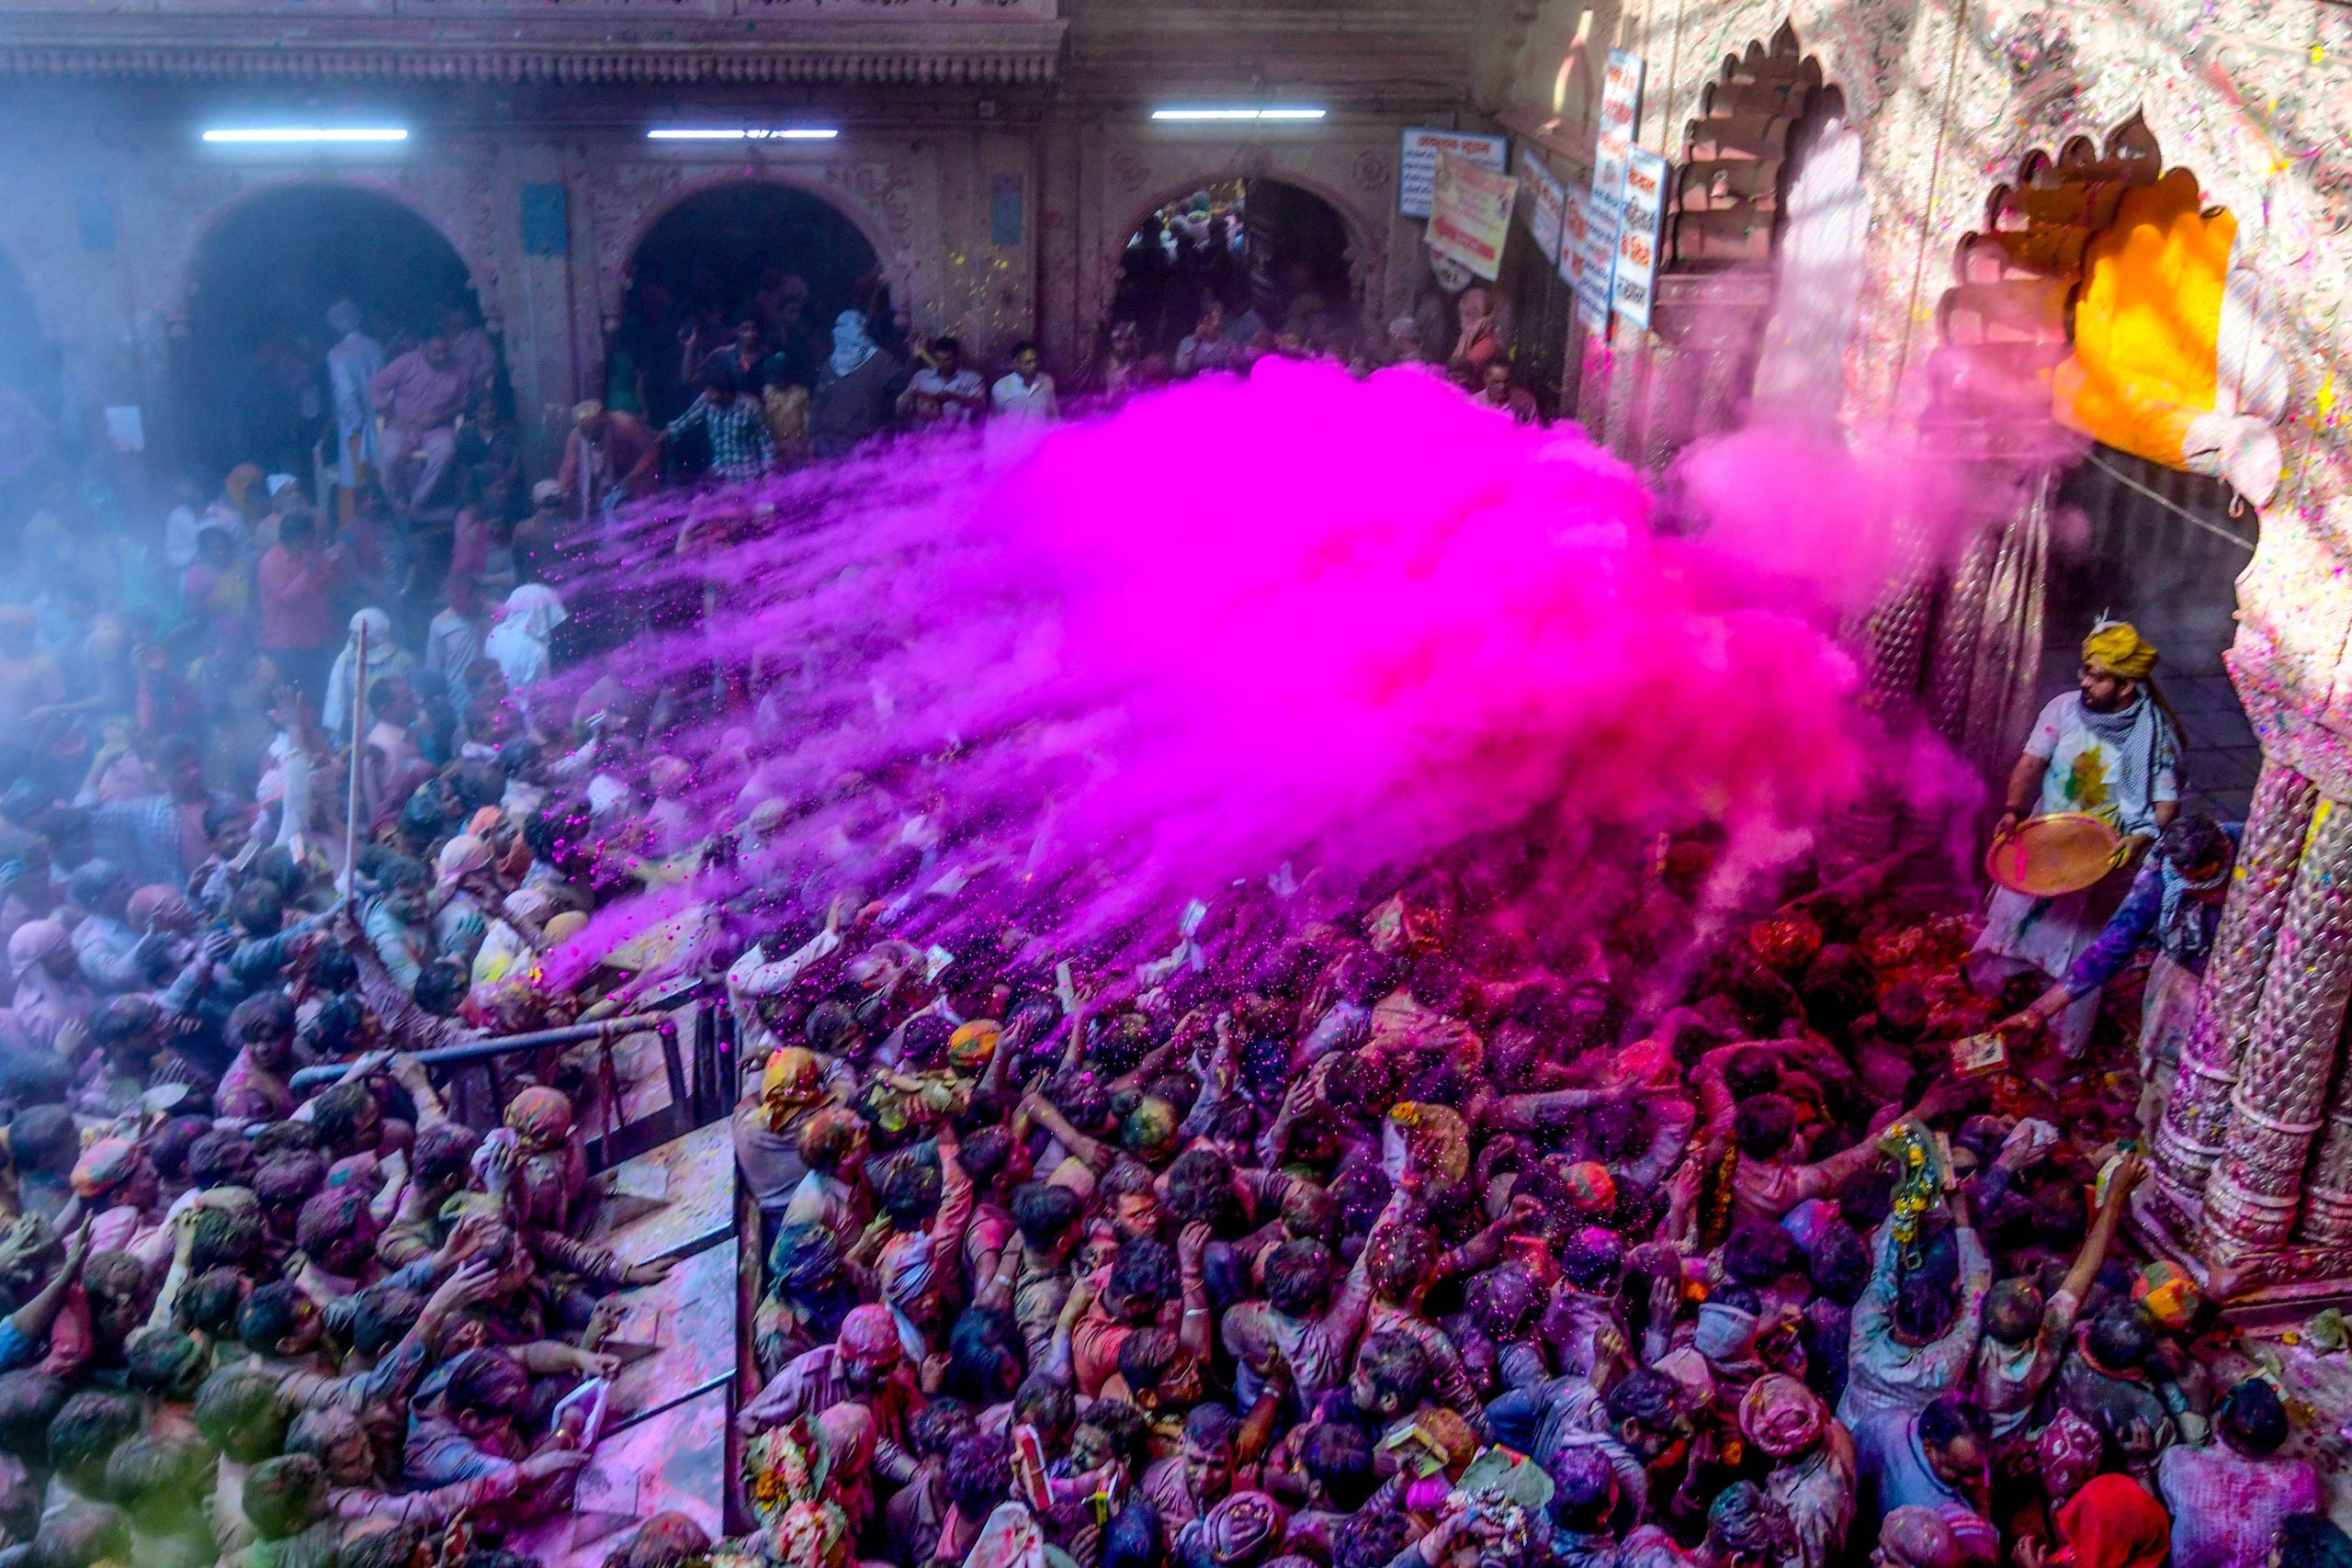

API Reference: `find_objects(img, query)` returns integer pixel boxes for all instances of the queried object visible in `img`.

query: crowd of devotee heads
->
[0,278,2336,1568]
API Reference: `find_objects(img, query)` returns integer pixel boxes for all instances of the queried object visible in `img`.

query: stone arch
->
[1928,110,2288,504]
[172,181,500,478]
[164,175,496,336]
[594,169,919,336]
[1116,166,1382,307]
[1899,112,2280,801]
[1098,164,1386,356]
[1668,21,1850,271]
[1607,21,1859,458]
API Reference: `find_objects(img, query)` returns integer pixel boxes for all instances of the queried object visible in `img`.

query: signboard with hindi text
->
[1398,127,1509,219]
[1516,150,1567,266]
[1580,50,1645,331]
[1596,50,1645,170]
[1566,185,1613,329]
[1612,146,1669,330]
[1428,152,1519,281]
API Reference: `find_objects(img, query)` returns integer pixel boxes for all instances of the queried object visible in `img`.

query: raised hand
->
[2104,1150,2148,1207]
[438,1212,498,1269]
[61,1219,95,1276]
[1177,1221,1212,1274]
[345,1047,395,1081]
[426,1257,502,1317]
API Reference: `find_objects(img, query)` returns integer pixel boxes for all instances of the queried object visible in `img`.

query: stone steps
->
[510,1117,746,1566]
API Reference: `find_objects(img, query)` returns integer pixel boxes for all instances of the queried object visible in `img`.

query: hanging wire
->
[2081,448,2256,552]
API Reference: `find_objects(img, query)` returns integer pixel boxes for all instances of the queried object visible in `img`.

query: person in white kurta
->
[324,301,386,491]
[988,343,1059,461]
[1973,620,2181,1057]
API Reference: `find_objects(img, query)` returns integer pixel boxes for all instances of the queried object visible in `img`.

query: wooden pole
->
[341,618,368,899]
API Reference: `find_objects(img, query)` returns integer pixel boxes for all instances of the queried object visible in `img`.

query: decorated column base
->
[2132,1185,2352,1321]
[2131,633,2352,1312]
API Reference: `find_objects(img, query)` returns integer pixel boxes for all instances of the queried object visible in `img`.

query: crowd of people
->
[587,282,1550,502]
[689,649,2336,1568]
[0,271,2328,1568]
[552,288,1548,516]
[221,273,1544,546]
[1077,282,1541,425]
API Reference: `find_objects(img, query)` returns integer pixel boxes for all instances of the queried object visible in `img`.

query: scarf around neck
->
[830,311,877,379]
[2074,691,2179,834]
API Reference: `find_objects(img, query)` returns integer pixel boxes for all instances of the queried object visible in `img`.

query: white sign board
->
[1516,150,1567,266]
[1399,127,1509,219]
[1612,146,1669,331]
[1559,186,1587,288]
[1567,187,1612,329]
[1580,50,1645,330]
[1429,153,1520,281]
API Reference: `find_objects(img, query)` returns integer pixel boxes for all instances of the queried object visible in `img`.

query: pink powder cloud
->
[548,358,1967,972]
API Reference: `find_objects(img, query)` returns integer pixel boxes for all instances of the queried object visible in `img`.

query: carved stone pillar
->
[2301,1039,2352,1243]
[1855,525,1939,713]
[2207,796,2352,1252]
[1924,468,2053,777]
[2153,759,2318,1210]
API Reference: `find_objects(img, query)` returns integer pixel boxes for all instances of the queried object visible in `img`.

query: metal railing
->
[289,985,738,1171]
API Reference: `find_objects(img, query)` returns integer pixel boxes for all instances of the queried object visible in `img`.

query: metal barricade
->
[288,981,741,1171]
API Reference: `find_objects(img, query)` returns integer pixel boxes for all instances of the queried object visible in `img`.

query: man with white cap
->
[324,300,384,491]
[509,480,566,590]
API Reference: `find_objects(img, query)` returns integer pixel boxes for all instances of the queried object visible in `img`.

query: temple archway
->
[173,185,494,483]
[606,181,886,427]
[1110,176,1360,361]
[1917,117,2284,811]
[1594,22,1858,457]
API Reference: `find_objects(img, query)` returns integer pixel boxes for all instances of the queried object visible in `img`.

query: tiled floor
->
[2032,449,2259,823]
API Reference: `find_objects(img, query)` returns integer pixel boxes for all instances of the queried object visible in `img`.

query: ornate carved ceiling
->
[0,0,1068,84]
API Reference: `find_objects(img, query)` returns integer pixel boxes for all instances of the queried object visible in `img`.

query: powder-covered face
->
[537,360,1956,986]
[2078,662,2135,713]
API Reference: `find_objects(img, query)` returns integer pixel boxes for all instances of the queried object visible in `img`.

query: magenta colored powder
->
[542,359,1965,976]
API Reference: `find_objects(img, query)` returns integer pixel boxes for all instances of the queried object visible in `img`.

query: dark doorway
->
[609,182,885,427]
[2036,446,2258,821]
[1110,178,1356,360]
[175,186,490,483]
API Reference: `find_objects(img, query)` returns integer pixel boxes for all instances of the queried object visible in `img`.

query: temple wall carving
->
[1491,0,2351,1295]
[0,0,1069,83]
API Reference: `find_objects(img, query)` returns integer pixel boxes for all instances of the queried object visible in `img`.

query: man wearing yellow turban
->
[736,1043,848,1240]
[1973,620,2184,1057]
[2079,622,2159,684]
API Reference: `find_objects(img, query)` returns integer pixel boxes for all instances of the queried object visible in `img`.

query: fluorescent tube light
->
[646,127,839,141]
[1150,107,1327,122]
[202,127,409,143]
